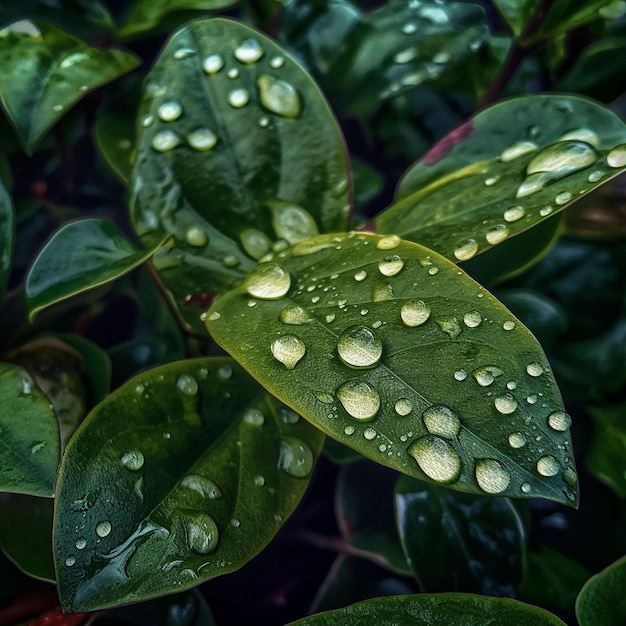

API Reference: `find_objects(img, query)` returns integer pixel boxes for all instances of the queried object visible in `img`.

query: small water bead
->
[539,206,553,217]
[227,68,239,79]
[53,104,63,112]
[228,88,250,108]
[494,393,518,415]
[526,362,544,377]
[271,335,306,369]
[231,518,241,528]
[75,538,87,550]
[270,201,319,244]
[95,521,112,538]
[207,312,220,321]
[555,191,572,205]
[526,394,538,405]
[259,115,271,128]
[240,228,272,260]
[336,380,380,421]
[174,47,194,59]
[463,310,481,328]
[326,314,336,323]
[422,405,461,438]
[588,170,603,183]
[473,365,502,387]
[500,141,538,162]
[187,128,217,151]
[254,475,266,487]
[548,410,572,432]
[395,398,413,416]
[503,320,516,331]
[181,475,223,499]
[558,128,600,147]
[337,325,383,368]
[65,556,76,567]
[354,270,367,282]
[278,438,313,477]
[372,283,393,301]
[401,22,417,34]
[344,425,355,435]
[243,408,265,426]
[435,316,462,339]
[486,224,509,245]
[120,450,144,471]
[504,206,525,223]
[315,392,334,404]
[158,100,183,122]
[400,300,431,327]
[408,435,462,484]
[183,513,219,554]
[364,428,377,440]
[454,369,467,381]
[258,75,301,118]
[177,374,198,396]
[186,226,208,247]
[279,304,310,326]
[563,466,577,486]
[203,54,224,74]
[428,267,439,276]
[508,432,527,448]
[475,459,511,494]
[454,239,478,261]
[527,140,597,177]
[245,263,291,299]
[433,51,451,64]
[376,235,401,250]
[607,144,626,168]
[537,455,560,477]
[142,115,154,128]
[234,38,264,64]
[270,55,285,68]
[378,254,404,277]
[152,129,181,152]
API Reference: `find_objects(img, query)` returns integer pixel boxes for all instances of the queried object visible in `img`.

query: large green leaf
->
[55,358,324,612]
[394,475,525,594]
[129,18,350,330]
[0,20,139,153]
[207,232,578,505]
[576,554,626,626]
[0,362,60,497]
[26,218,169,321]
[375,95,626,263]
[288,593,567,625]
[0,176,13,300]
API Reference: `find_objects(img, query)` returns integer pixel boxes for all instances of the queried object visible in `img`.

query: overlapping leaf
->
[55,358,324,612]
[576,555,626,626]
[207,232,578,505]
[376,95,626,263]
[0,176,13,300]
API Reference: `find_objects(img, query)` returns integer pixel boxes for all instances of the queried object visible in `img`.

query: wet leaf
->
[95,108,137,184]
[55,358,324,612]
[0,362,60,497]
[26,218,169,321]
[394,475,525,594]
[207,232,578,506]
[0,20,139,153]
[376,95,626,263]
[576,554,626,626]
[288,593,567,625]
[129,18,350,331]
[0,176,13,300]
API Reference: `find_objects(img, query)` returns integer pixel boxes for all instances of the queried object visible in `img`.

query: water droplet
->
[454,369,467,381]
[395,398,413,416]
[494,393,518,414]
[526,362,544,377]
[245,263,290,299]
[509,432,527,448]
[401,22,417,34]
[207,311,220,321]
[181,474,223,499]
[65,556,76,567]
[484,175,499,186]
[454,239,478,261]
[280,304,311,325]
[473,365,503,387]
[243,408,265,426]
[503,320,516,331]
[378,254,404,276]
[607,144,626,167]
[269,200,319,244]
[435,316,462,339]
[152,130,181,152]
[408,435,461,484]
[475,458,511,494]
[558,128,600,147]
[394,48,417,64]
[521,482,532,493]
[53,104,63,112]
[228,88,250,108]
[563,466,577,486]
[354,270,368,282]
[96,521,112,538]
[234,38,264,64]
[142,115,154,128]
[315,392,334,404]
[187,128,217,151]
[504,206,525,223]
[183,512,219,554]
[158,100,183,122]
[254,475,266,487]
[120,450,144,471]
[337,325,383,368]
[177,374,198,396]
[271,335,306,369]
[278,438,313,477]
[30,441,46,454]
[526,394,538,404]
[555,191,572,205]
[240,228,272,260]
[75,538,86,550]
[336,380,380,421]
[500,141,538,162]
[548,410,571,432]
[528,140,597,175]
[463,310,482,328]
[227,68,239,79]
[230,518,241,528]
[174,47,194,60]
[372,283,393,301]
[344,425,355,435]
[433,51,451,64]
[363,427,377,440]
[270,55,285,68]
[486,224,509,245]
[280,407,299,424]
[258,74,301,118]
[326,313,336,323]
[422,405,461,438]
[376,235,401,250]
[537,455,560,476]
[203,54,224,74]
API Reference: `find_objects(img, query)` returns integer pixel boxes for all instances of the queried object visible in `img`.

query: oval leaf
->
[288,593,567,625]
[0,362,60,496]
[0,20,139,153]
[26,218,169,321]
[54,357,324,612]
[207,232,578,506]
[376,95,626,263]
[0,176,13,300]
[576,554,626,626]
[128,17,351,325]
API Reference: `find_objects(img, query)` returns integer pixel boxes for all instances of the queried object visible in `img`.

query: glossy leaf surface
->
[207,232,578,505]
[0,176,13,300]
[395,475,524,594]
[376,96,626,263]
[0,363,59,496]
[0,20,139,153]
[26,218,168,321]
[288,593,567,625]
[576,555,626,626]
[55,358,324,611]
[129,17,350,326]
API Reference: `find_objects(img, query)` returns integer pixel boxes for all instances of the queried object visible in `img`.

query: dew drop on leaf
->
[336,380,380,421]
[120,450,144,471]
[279,304,311,325]
[376,235,401,250]
[499,141,538,162]
[486,224,509,245]
[422,405,461,438]
[555,191,572,205]
[65,556,76,567]
[269,200,319,244]
[548,411,572,432]
[177,374,198,396]
[435,316,462,339]
[473,365,503,386]
[183,512,219,554]
[526,362,544,377]
[521,482,532,493]
[354,270,367,282]
[527,141,597,176]
[475,458,511,494]
[537,455,560,476]
[257,74,301,118]
[504,206,525,222]
[245,263,291,299]
[337,325,383,368]
[278,438,313,477]
[243,408,265,426]
[181,475,223,499]
[378,254,405,277]
[75,538,86,550]
[494,393,518,414]
[508,432,527,448]
[202,54,224,75]
[463,310,482,328]
[400,300,431,327]
[271,335,306,369]
[157,100,183,122]
[395,398,413,416]
[187,128,217,151]
[152,129,181,152]
[607,144,626,167]
[454,369,467,381]
[228,88,250,108]
[364,427,377,440]
[95,521,112,538]
[454,239,478,261]
[240,228,272,260]
[234,38,264,64]
[407,435,462,484]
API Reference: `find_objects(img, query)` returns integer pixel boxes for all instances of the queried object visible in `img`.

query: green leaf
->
[0,493,55,581]
[0,175,13,300]
[55,357,324,612]
[0,362,60,497]
[95,107,137,184]
[207,232,578,506]
[375,95,626,263]
[394,475,525,594]
[0,20,140,153]
[26,218,169,321]
[576,554,626,626]
[129,18,350,329]
[288,593,567,625]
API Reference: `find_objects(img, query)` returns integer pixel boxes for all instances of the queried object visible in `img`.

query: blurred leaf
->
[55,358,324,611]
[289,593,567,625]
[0,20,139,153]
[0,550,26,601]
[323,437,364,464]
[0,362,60,497]
[129,18,350,332]
[95,108,137,184]
[207,232,578,505]
[0,493,54,581]
[352,158,383,209]
[577,554,626,626]
[26,218,169,321]
[395,475,525,595]
[0,176,13,300]
[376,95,626,263]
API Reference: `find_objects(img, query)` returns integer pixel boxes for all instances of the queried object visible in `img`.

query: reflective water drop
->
[395,398,413,416]
[435,316,462,339]
[66,556,76,567]
[527,141,596,176]
[177,374,198,396]
[245,263,290,299]
[157,100,182,122]
[463,310,482,328]
[183,512,219,554]
[258,74,301,118]
[588,170,603,182]
[174,47,194,60]
[408,435,461,484]
[422,405,461,438]
[254,475,265,487]
[270,200,319,244]
[228,88,250,108]
[526,394,538,404]
[278,438,313,477]
[394,47,417,64]
[607,144,626,167]
[503,320,516,331]
[207,311,220,321]
[521,482,532,493]
[376,235,401,250]
[152,130,181,152]
[558,128,599,146]
[271,335,306,369]
[354,270,367,282]
[548,410,571,432]
[378,254,404,276]
[203,54,224,75]
[234,38,264,64]
[454,239,478,261]
[526,362,544,377]
[486,224,509,245]
[243,408,265,426]
[184,226,208,247]
[231,518,241,528]
[401,22,417,34]
[120,450,144,471]
[500,141,538,162]
[563,466,577,486]
[475,458,511,494]
[433,51,451,64]
[280,406,300,424]
[473,365,503,387]
[187,128,217,151]
[280,304,311,325]
[555,191,572,205]
[509,432,527,448]
[540,205,553,216]
[315,392,334,404]
[227,68,239,79]
[507,380,518,390]
[484,175,499,186]
[75,538,86,550]
[142,115,154,128]
[96,521,112,538]
[337,325,382,368]
[504,206,525,223]
[336,380,380,421]
[537,455,560,476]
[344,425,355,435]
[364,427,377,440]
[240,228,272,260]
[270,55,285,68]
[494,393,518,414]
[454,369,467,381]
[372,283,393,301]
[181,474,223,499]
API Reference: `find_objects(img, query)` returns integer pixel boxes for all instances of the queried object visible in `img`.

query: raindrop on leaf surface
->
[408,435,462,484]
[336,380,380,421]
[475,458,511,494]
[337,325,383,368]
